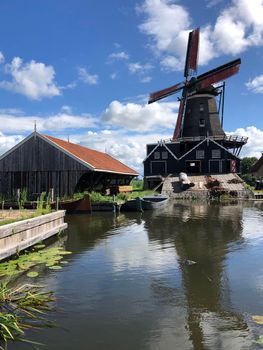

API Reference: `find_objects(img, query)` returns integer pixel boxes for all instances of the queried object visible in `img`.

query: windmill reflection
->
[145,202,250,349]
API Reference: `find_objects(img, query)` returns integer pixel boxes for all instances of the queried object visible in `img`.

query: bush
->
[240,174,257,188]
[130,178,143,191]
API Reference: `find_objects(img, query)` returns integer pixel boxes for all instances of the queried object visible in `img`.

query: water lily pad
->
[27,271,39,278]
[58,251,72,255]
[252,315,263,325]
[49,265,62,270]
[256,335,263,344]
[0,245,72,279]
[34,244,46,249]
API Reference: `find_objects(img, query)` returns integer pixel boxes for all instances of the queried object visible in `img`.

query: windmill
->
[148,28,241,142]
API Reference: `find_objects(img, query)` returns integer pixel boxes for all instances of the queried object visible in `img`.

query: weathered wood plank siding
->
[0,210,67,261]
[0,135,89,198]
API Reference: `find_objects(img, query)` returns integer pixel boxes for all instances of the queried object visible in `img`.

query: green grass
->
[130,178,143,191]
[88,190,157,204]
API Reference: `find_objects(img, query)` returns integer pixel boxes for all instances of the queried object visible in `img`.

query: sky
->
[0,0,263,175]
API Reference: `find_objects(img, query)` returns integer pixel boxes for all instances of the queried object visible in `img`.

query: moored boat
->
[122,195,169,212]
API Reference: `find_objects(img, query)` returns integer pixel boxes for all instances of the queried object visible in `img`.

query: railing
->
[158,134,248,144]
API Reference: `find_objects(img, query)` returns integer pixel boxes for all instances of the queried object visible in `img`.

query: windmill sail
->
[172,99,185,140]
[195,58,241,90]
[148,81,184,104]
[184,28,200,78]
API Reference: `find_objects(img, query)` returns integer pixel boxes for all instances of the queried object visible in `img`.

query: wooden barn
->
[144,28,248,189]
[0,132,138,199]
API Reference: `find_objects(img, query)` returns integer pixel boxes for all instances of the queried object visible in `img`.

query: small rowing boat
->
[122,195,169,212]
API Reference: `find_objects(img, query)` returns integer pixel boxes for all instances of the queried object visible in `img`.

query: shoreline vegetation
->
[0,244,72,348]
[0,243,72,348]
[0,192,52,226]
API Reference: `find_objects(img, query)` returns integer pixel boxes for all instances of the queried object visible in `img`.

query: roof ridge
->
[41,134,106,155]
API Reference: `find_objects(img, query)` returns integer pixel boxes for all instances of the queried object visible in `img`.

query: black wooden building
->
[0,132,138,199]
[144,135,247,188]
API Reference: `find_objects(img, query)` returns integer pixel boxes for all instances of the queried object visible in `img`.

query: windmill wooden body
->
[143,28,248,189]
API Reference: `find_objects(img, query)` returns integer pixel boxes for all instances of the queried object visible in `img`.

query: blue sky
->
[0,0,263,174]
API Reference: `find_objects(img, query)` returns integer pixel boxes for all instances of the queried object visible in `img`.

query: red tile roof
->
[42,134,138,175]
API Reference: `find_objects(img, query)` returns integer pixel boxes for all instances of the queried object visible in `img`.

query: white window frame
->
[212,149,221,159]
[161,151,168,159]
[196,150,205,159]
[154,151,160,160]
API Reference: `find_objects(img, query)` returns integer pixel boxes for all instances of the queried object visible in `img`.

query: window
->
[196,150,205,159]
[200,103,204,112]
[162,151,168,159]
[212,149,221,158]
[154,151,160,160]
[199,118,205,127]
[190,162,196,167]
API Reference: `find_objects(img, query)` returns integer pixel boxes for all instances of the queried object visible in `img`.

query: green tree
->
[241,157,258,174]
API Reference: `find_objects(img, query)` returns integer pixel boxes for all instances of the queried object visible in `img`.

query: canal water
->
[10,201,263,349]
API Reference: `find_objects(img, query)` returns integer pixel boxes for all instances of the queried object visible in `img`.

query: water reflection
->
[9,202,263,350]
[141,202,253,349]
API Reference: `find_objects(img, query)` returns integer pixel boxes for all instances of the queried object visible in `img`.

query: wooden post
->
[56,197,59,211]
[50,188,54,202]
[17,188,20,202]
[136,197,143,212]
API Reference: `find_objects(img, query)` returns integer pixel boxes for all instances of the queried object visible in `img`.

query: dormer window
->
[200,103,204,112]
[199,118,205,127]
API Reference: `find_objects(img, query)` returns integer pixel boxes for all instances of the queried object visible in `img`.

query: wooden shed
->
[0,132,138,199]
[251,155,263,178]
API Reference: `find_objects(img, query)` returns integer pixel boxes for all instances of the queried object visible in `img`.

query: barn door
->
[209,160,222,174]
[185,160,201,174]
[151,161,167,175]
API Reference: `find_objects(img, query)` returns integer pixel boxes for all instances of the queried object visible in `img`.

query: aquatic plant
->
[0,245,72,279]
[0,244,72,347]
[0,282,55,349]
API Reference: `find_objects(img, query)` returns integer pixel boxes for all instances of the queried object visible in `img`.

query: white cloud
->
[108,51,129,61]
[205,0,224,8]
[78,67,99,85]
[213,9,248,54]
[128,62,153,74]
[140,76,152,83]
[110,72,118,80]
[0,108,24,115]
[246,74,263,93]
[0,110,97,133]
[138,0,263,71]
[61,105,72,114]
[128,62,153,83]
[102,100,179,132]
[0,52,4,64]
[0,57,60,100]
[0,132,24,156]
[229,126,263,158]
[63,81,77,89]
